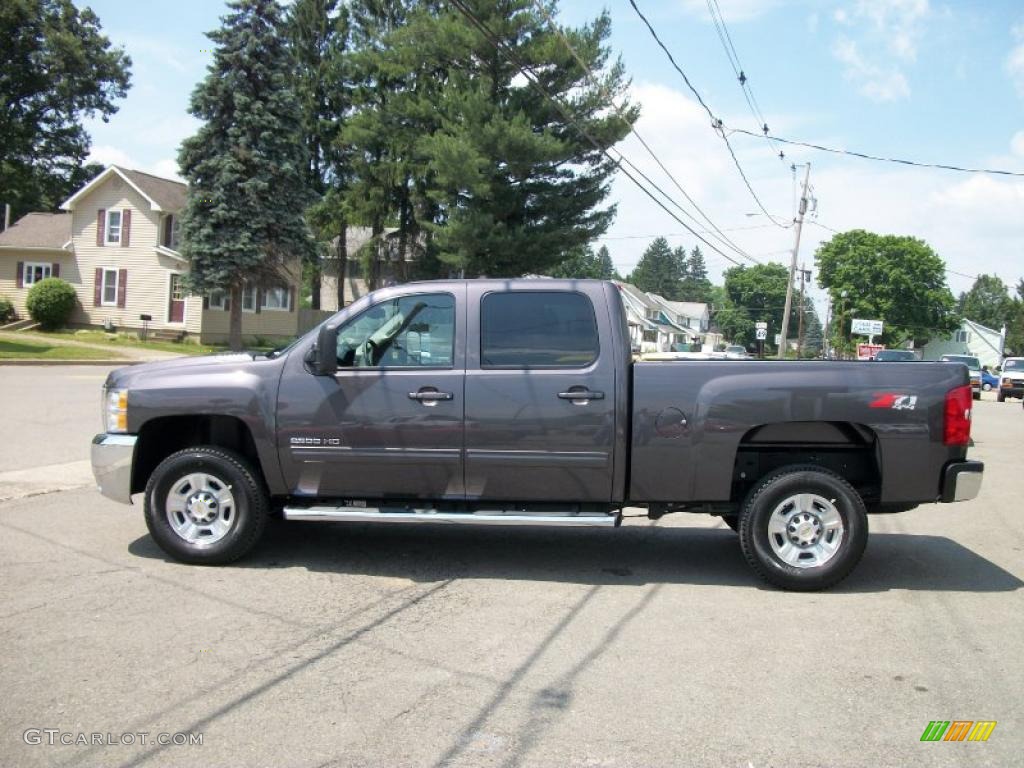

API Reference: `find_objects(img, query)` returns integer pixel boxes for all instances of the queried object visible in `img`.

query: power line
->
[704,0,784,162]
[597,223,780,240]
[626,0,791,227]
[730,128,1024,178]
[446,0,755,268]
[531,0,760,265]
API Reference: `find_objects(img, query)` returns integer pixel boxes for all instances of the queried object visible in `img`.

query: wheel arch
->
[131,415,273,497]
[731,420,881,506]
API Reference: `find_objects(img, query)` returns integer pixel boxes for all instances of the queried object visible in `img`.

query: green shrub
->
[26,278,77,329]
[0,297,14,324]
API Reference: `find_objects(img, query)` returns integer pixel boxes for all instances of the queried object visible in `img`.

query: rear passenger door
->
[463,288,616,502]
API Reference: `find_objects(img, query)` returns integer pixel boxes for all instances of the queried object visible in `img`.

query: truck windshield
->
[1005,359,1023,370]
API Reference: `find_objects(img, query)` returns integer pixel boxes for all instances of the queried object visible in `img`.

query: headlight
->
[104,388,128,433]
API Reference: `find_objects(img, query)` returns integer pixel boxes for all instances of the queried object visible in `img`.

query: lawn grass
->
[24,329,225,356]
[0,338,124,360]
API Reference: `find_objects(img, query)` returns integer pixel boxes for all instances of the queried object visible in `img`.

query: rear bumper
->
[940,460,984,503]
[999,383,1023,397]
[91,433,137,504]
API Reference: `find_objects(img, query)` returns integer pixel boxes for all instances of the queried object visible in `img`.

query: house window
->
[101,269,119,306]
[955,330,971,343]
[261,285,290,311]
[106,210,122,244]
[242,284,257,312]
[208,290,228,310]
[23,262,52,286]
[162,214,181,249]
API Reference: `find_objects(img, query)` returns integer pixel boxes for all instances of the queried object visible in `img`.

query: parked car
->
[997,357,1024,402]
[92,279,983,591]
[724,344,750,359]
[981,369,999,391]
[940,354,982,400]
[873,349,917,362]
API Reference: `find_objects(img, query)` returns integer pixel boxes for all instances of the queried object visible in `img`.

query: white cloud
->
[151,159,184,182]
[833,39,910,102]
[86,145,134,168]
[596,83,1023,307]
[830,0,932,103]
[1008,38,1024,97]
[1011,131,1024,158]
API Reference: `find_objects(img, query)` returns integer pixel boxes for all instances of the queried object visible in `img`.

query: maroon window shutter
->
[16,262,24,288]
[96,209,106,246]
[93,268,103,306]
[117,269,127,308]
[121,209,131,247]
[288,286,296,312]
[255,286,263,314]
[224,295,230,311]
[51,262,60,279]
[202,294,210,310]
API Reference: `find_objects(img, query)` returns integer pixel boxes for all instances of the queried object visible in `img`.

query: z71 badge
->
[869,393,918,410]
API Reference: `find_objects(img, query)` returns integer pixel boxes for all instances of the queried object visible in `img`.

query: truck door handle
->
[557,390,604,401]
[408,389,453,404]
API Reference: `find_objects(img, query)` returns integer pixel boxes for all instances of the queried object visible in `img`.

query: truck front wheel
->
[738,466,868,591]
[143,446,268,565]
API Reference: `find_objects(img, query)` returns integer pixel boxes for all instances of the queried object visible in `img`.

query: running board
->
[282,505,618,527]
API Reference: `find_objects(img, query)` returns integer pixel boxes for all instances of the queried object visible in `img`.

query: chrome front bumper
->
[941,460,984,503]
[91,434,137,504]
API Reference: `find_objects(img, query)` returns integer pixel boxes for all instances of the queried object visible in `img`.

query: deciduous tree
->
[815,230,958,347]
[1,0,130,218]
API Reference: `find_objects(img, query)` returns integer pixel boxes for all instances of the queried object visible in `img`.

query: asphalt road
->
[0,369,1021,767]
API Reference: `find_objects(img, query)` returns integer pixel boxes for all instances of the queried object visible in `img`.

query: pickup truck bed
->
[91,279,982,590]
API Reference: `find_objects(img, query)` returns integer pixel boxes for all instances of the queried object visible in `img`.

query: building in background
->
[920,318,1005,369]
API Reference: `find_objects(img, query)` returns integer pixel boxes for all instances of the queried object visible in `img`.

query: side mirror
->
[315,322,338,376]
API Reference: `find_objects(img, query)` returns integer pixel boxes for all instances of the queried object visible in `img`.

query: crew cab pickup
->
[91,280,983,590]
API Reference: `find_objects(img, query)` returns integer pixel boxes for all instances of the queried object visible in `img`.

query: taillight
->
[944,385,972,446]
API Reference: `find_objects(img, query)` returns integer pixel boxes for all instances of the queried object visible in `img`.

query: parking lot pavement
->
[0,372,1021,767]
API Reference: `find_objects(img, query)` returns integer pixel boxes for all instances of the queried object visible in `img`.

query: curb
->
[0,359,138,366]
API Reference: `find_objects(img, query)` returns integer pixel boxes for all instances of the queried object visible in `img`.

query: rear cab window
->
[480,291,599,368]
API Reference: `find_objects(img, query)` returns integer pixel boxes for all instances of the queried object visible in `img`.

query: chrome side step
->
[282,505,618,527]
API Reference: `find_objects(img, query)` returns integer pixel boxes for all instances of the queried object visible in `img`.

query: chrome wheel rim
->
[767,493,844,569]
[165,472,236,547]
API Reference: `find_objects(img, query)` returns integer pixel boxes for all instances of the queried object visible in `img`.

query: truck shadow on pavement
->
[130,522,1023,593]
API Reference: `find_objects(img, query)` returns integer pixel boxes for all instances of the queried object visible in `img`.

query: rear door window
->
[480,291,599,368]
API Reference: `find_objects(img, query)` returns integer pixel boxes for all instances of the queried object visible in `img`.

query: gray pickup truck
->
[92,280,983,590]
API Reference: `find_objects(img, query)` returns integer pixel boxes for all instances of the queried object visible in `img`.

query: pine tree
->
[680,246,712,303]
[417,2,636,276]
[287,0,350,309]
[596,245,615,280]
[630,237,684,299]
[179,0,315,350]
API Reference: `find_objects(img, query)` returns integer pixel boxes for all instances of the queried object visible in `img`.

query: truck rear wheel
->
[738,466,868,591]
[144,446,268,565]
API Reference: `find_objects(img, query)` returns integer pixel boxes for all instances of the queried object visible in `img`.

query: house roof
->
[613,280,661,310]
[61,165,186,213]
[0,212,72,250]
[651,298,708,320]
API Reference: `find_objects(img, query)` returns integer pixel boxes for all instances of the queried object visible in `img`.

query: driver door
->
[280,288,465,500]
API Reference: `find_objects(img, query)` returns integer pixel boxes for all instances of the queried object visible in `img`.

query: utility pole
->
[796,263,810,357]
[778,162,811,359]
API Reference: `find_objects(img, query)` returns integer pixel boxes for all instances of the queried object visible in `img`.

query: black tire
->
[972,392,981,401]
[721,515,740,533]
[144,446,268,565]
[997,392,1005,402]
[738,465,868,591]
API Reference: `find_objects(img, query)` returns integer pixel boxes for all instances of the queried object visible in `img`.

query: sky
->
[80,0,1024,319]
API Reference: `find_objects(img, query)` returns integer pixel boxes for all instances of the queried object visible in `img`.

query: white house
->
[920,319,1005,369]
